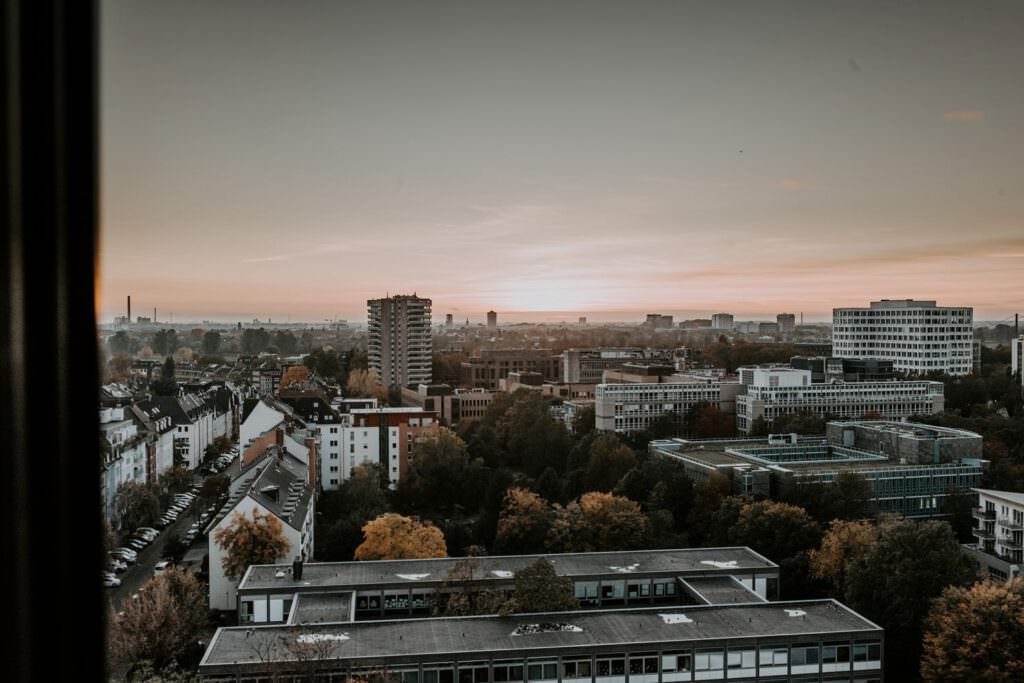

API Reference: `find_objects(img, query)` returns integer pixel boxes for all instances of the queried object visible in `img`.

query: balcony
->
[997,518,1024,531]
[1000,537,1023,551]
[973,507,996,521]
[973,527,994,541]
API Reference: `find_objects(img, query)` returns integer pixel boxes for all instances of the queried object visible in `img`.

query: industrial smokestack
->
[127,295,131,321]
[153,307,157,323]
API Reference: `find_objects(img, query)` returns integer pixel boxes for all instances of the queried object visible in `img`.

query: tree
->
[273,330,298,355]
[499,391,572,476]
[278,365,312,393]
[387,384,403,407]
[437,557,510,616]
[108,567,208,671]
[690,403,736,438]
[809,517,893,597]
[152,329,179,356]
[114,481,161,531]
[201,330,221,355]
[241,328,271,354]
[172,346,194,364]
[109,330,140,356]
[346,368,387,400]
[213,509,292,581]
[508,558,579,613]
[405,428,474,511]
[571,405,596,436]
[495,487,554,554]
[845,519,978,679]
[197,473,230,506]
[921,579,1024,683]
[584,434,637,492]
[151,356,177,396]
[108,353,135,383]
[354,513,447,561]
[317,464,391,561]
[117,661,201,682]
[160,466,193,496]
[546,492,647,552]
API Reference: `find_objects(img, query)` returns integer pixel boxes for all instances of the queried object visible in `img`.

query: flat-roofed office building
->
[199,599,884,682]
[651,420,984,518]
[832,299,973,376]
[234,547,780,625]
[734,367,944,434]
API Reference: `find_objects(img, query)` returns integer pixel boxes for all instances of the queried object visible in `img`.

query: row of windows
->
[207,643,882,683]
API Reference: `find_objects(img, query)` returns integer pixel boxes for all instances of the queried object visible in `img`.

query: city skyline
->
[100,1,1024,322]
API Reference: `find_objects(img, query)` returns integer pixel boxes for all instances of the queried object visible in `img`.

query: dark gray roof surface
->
[201,600,880,669]
[239,548,777,593]
[289,592,355,625]
[680,576,766,605]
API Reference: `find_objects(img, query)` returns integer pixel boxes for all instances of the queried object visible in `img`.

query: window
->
[596,656,625,678]
[527,660,558,681]
[563,659,592,680]
[662,653,692,673]
[726,649,754,670]
[694,650,723,672]
[629,654,658,675]
[493,662,524,683]
[459,662,490,683]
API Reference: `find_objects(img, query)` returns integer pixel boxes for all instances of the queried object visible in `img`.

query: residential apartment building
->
[832,299,974,375]
[130,401,176,483]
[644,313,674,329]
[99,405,149,527]
[487,310,498,328]
[963,488,1024,582]
[200,548,883,682]
[460,348,561,390]
[711,313,734,330]
[334,407,439,488]
[652,420,984,518]
[368,294,433,387]
[595,380,741,434]
[734,367,944,434]
[206,446,315,611]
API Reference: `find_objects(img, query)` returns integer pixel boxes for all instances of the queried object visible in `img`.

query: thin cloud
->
[943,110,985,123]
[779,178,815,191]
[241,254,290,263]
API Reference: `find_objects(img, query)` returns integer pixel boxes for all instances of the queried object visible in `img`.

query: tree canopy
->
[109,567,207,671]
[213,509,292,581]
[354,513,448,561]
[921,579,1024,683]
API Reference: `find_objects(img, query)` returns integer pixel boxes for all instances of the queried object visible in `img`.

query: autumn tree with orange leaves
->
[354,513,447,560]
[214,509,292,580]
[921,579,1024,682]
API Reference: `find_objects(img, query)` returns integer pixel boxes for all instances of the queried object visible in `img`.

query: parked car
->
[108,559,127,573]
[135,527,159,539]
[153,559,172,576]
[102,572,121,587]
[110,548,136,565]
[126,538,147,551]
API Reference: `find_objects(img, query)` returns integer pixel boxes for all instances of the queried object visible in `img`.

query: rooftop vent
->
[261,485,280,501]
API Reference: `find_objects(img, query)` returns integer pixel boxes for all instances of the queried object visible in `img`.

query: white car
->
[102,572,121,587]
[153,559,172,576]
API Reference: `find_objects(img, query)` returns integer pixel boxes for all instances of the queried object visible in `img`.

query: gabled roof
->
[210,449,313,534]
[278,391,341,424]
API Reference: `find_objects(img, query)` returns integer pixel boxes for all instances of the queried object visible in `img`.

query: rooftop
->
[973,488,1024,507]
[200,600,880,670]
[288,591,355,625]
[239,547,777,593]
[680,576,766,605]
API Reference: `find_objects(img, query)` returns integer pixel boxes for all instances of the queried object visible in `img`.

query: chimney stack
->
[127,295,131,321]
[292,556,304,581]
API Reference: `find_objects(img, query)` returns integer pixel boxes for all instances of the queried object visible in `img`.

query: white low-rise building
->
[99,406,149,527]
[735,367,944,433]
[595,380,739,434]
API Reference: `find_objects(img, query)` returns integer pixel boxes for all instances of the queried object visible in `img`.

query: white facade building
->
[594,381,737,433]
[367,294,432,387]
[338,407,437,488]
[100,407,149,527]
[735,367,945,433]
[964,488,1024,582]
[832,299,974,376]
[207,449,315,611]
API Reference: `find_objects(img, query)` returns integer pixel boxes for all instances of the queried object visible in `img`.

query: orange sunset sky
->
[99,1,1024,324]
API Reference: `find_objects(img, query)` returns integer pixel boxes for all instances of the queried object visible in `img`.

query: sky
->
[100,0,1024,324]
